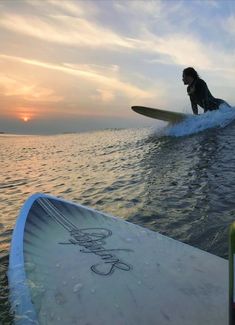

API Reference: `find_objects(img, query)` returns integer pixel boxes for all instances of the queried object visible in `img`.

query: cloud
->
[131,31,212,69]
[0,13,133,49]
[114,0,162,18]
[0,74,62,102]
[0,1,228,74]
[0,11,214,71]
[47,0,96,16]
[224,14,235,37]
[63,63,120,76]
[92,89,115,103]
[200,0,220,8]
[26,0,99,17]
[0,54,153,100]
[0,4,227,74]
[1,1,234,117]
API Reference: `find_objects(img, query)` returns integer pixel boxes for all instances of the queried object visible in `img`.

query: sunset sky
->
[1,0,235,134]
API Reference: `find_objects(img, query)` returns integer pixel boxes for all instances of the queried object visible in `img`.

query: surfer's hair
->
[183,67,199,79]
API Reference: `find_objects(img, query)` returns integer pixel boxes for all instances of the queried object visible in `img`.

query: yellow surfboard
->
[132,106,189,123]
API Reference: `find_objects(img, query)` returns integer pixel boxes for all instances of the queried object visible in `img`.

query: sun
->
[22,116,30,122]
[17,107,34,123]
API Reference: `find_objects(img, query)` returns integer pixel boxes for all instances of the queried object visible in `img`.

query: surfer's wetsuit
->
[187,78,228,115]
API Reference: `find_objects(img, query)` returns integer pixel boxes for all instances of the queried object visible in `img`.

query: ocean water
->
[1,107,235,323]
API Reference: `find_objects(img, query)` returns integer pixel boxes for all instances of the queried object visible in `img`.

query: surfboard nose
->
[131,106,143,113]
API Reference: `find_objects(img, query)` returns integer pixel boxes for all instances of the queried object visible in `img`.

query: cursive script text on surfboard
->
[60,227,132,276]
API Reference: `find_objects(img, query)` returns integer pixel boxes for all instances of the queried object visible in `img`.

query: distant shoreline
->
[0,128,128,137]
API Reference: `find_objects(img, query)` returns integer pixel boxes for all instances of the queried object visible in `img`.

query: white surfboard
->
[132,106,189,123]
[9,194,228,324]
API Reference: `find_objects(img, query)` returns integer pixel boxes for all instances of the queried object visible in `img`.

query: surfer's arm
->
[195,79,210,111]
[192,104,198,115]
[190,97,198,115]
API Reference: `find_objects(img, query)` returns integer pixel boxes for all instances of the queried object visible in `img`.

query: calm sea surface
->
[1,118,235,323]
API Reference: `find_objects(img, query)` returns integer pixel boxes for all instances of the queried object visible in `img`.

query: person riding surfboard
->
[182,67,230,115]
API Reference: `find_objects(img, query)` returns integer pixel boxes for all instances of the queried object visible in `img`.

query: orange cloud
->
[0,74,63,102]
[0,54,153,100]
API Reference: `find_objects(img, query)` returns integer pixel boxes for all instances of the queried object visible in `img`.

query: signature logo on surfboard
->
[38,198,133,276]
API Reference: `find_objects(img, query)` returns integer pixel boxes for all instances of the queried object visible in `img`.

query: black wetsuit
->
[187,78,228,115]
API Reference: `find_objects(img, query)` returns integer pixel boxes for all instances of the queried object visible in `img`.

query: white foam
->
[164,105,235,137]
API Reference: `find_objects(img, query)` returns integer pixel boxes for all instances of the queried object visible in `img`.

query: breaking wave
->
[165,105,235,137]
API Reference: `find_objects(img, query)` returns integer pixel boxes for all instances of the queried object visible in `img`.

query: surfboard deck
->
[9,194,228,324]
[132,106,189,123]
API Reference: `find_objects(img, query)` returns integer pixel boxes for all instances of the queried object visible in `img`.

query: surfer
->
[182,67,230,115]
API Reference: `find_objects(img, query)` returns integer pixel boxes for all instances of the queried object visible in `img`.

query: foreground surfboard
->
[9,194,228,324]
[132,106,189,123]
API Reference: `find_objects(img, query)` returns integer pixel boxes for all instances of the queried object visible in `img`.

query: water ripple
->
[0,179,28,189]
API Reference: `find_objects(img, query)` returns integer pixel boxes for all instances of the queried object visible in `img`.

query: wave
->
[165,105,235,137]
